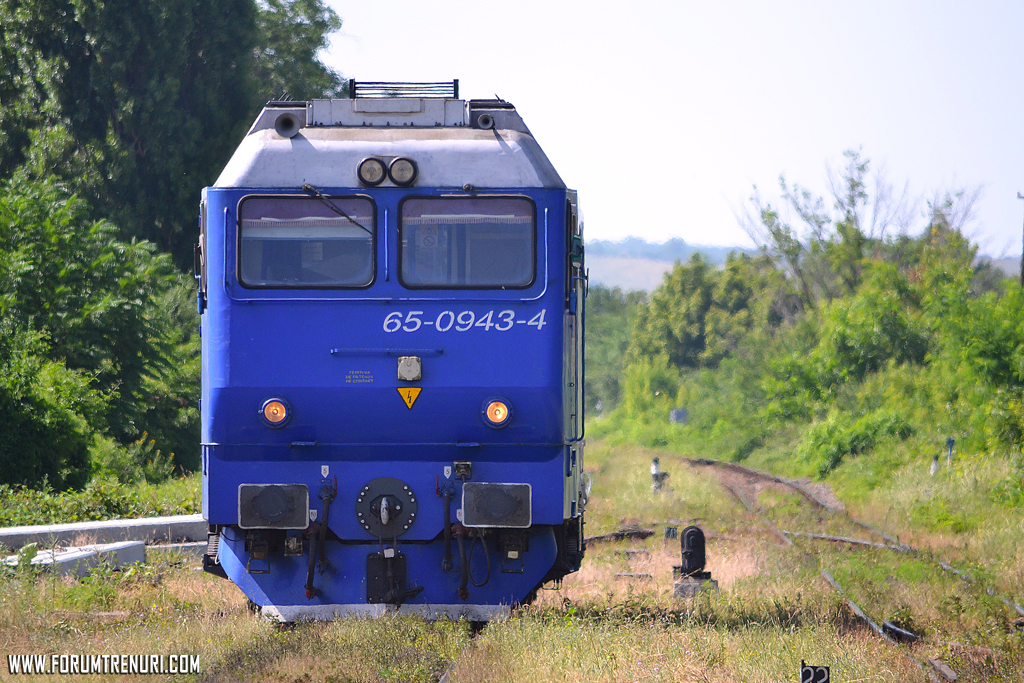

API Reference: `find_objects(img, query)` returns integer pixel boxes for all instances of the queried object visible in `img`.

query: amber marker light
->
[483,398,512,428]
[261,398,290,427]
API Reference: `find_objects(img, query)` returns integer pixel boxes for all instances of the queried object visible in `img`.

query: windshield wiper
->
[301,183,372,235]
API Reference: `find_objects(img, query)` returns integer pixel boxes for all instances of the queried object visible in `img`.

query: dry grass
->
[449,616,930,683]
[0,558,469,682]
[532,535,764,609]
[1,439,1022,682]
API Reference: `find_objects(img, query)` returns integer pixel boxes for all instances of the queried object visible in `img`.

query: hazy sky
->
[322,1,1024,255]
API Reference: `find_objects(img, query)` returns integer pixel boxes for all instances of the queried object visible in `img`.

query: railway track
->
[5,450,1015,682]
[436,621,487,683]
[673,453,1022,682]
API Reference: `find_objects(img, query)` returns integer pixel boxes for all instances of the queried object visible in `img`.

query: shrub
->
[801,409,913,478]
[0,325,100,489]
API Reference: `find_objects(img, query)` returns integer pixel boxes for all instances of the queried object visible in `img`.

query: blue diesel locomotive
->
[198,81,586,621]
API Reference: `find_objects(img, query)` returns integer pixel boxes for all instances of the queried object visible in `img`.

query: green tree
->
[0,173,202,482]
[0,173,176,440]
[627,253,796,371]
[0,0,343,268]
[628,254,715,369]
[702,253,797,366]
[745,150,926,309]
[0,323,100,489]
[254,0,344,100]
[136,276,201,470]
[584,285,646,414]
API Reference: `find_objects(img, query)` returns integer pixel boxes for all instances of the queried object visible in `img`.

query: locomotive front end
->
[198,82,586,621]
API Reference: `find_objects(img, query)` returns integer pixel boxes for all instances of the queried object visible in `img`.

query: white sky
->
[322,1,1024,255]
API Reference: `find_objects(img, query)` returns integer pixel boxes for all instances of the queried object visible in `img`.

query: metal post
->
[1018,193,1024,287]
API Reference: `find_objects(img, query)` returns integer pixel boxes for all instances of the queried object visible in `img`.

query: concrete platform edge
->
[0,514,206,551]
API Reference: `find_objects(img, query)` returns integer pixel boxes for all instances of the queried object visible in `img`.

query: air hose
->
[469,534,491,587]
[304,527,318,599]
[454,525,492,599]
[305,478,337,599]
[455,525,469,600]
[442,488,454,571]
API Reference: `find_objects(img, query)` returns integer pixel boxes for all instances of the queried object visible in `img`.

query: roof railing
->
[348,80,459,99]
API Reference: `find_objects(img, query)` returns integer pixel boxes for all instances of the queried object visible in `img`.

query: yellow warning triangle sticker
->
[397,387,422,409]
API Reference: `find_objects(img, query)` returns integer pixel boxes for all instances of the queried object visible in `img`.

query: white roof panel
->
[215,118,565,190]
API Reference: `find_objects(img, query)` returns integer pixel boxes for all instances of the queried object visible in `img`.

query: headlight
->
[388,157,417,186]
[261,398,290,427]
[358,157,386,186]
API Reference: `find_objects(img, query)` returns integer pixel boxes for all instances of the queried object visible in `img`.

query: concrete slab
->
[672,576,719,599]
[146,541,207,559]
[4,541,147,578]
[93,540,147,567]
[0,514,206,551]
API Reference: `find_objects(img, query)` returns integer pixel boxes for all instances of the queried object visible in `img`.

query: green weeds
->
[0,473,199,526]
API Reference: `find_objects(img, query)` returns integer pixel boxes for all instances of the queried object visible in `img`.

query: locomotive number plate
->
[383,309,547,332]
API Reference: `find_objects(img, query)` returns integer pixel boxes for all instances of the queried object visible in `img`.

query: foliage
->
[764,264,929,417]
[90,433,178,486]
[0,473,199,527]
[619,355,679,421]
[0,324,97,489]
[628,254,714,369]
[0,174,198,485]
[990,455,1024,508]
[0,0,341,490]
[0,173,175,438]
[584,285,646,415]
[0,0,343,268]
[799,409,913,478]
[135,276,201,470]
[602,150,1021,487]
[628,252,796,370]
[254,0,344,101]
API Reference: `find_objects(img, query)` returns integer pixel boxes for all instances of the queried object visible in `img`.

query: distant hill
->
[586,237,752,291]
[586,238,1021,292]
[992,257,1020,279]
[586,237,746,264]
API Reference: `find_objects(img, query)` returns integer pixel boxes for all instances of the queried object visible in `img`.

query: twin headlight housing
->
[357,156,417,187]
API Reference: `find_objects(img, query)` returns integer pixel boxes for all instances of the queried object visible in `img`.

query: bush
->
[0,175,201,486]
[0,325,100,489]
[990,455,1024,508]
[800,409,913,478]
[619,355,679,421]
[0,474,199,527]
[90,433,177,485]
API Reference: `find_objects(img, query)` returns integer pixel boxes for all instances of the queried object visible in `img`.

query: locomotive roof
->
[214,98,566,190]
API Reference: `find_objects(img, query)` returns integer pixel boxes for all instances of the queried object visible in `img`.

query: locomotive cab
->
[198,81,586,621]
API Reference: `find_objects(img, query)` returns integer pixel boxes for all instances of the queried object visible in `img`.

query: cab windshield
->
[238,196,375,288]
[400,196,535,289]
